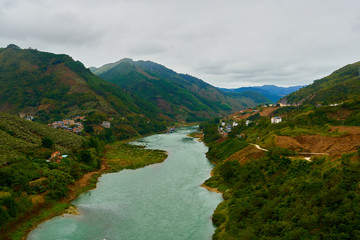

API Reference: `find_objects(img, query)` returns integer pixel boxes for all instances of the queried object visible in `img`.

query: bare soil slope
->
[276,126,360,155]
[227,145,266,165]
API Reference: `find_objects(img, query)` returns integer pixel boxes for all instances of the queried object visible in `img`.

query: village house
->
[101,121,111,128]
[63,119,75,126]
[271,116,282,124]
[19,113,34,121]
[48,151,62,163]
[74,116,86,121]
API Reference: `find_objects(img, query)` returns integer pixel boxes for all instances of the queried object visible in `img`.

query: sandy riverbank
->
[201,183,222,194]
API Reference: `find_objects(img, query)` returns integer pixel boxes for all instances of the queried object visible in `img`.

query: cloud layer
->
[1,0,360,87]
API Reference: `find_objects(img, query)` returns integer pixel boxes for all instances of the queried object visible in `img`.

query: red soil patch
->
[260,107,279,117]
[156,98,171,112]
[330,126,360,135]
[227,145,266,165]
[276,128,360,155]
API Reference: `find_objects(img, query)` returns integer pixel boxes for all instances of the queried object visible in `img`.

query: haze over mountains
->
[220,85,305,103]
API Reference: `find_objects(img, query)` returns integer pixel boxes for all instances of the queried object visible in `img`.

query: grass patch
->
[3,201,70,240]
[105,141,168,172]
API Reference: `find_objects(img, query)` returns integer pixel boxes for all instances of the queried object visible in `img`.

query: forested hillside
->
[0,113,105,234]
[200,64,360,238]
[93,59,270,122]
[201,102,360,239]
[0,44,165,137]
[0,112,84,166]
[283,61,360,105]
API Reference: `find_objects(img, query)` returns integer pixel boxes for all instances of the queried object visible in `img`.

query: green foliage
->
[209,151,360,239]
[95,59,268,122]
[199,121,221,144]
[41,136,54,148]
[0,112,84,165]
[0,45,166,137]
[207,138,249,163]
[104,141,168,172]
[0,114,105,232]
[285,61,360,105]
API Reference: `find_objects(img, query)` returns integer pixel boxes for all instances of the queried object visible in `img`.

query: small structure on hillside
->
[271,116,282,124]
[48,151,63,163]
[101,121,111,128]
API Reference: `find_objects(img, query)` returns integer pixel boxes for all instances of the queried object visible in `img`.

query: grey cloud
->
[1,0,360,88]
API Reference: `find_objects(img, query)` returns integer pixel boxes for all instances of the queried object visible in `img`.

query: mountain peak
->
[6,44,20,50]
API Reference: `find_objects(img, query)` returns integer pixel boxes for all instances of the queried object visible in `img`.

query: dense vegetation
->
[0,113,105,235]
[201,95,360,239]
[0,44,166,138]
[207,147,360,239]
[105,141,167,172]
[93,59,270,122]
[284,61,360,105]
[0,112,84,166]
[200,114,360,239]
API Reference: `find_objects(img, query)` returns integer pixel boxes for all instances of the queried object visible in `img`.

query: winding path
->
[249,143,328,162]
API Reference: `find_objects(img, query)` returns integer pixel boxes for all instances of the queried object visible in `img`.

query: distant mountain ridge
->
[282,61,360,105]
[92,59,271,122]
[220,85,305,103]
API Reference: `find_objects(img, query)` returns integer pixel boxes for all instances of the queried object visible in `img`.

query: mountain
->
[283,61,360,105]
[220,85,304,103]
[92,59,270,122]
[0,44,167,135]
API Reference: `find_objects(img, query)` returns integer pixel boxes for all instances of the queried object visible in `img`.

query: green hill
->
[92,59,270,122]
[0,112,107,234]
[0,112,85,166]
[0,44,167,136]
[283,61,360,105]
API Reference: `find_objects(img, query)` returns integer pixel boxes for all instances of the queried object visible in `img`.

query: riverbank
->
[26,127,221,240]
[3,139,168,240]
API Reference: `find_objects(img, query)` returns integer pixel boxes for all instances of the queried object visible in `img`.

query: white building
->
[101,121,111,128]
[271,116,282,124]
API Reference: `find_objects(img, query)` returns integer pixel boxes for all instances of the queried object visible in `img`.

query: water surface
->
[27,127,222,240]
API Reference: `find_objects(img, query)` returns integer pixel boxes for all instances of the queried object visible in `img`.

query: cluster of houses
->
[218,121,238,137]
[48,116,85,133]
[218,119,253,137]
[19,113,34,121]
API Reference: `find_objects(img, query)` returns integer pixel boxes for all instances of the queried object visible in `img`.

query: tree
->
[42,136,54,148]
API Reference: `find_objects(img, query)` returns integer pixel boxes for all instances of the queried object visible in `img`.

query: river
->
[27,127,223,240]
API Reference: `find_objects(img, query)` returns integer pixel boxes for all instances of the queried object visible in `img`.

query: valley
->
[1,44,360,240]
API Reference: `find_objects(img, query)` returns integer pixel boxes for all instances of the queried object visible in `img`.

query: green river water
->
[27,127,223,240]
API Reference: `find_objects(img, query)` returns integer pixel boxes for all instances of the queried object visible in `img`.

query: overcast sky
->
[1,0,360,88]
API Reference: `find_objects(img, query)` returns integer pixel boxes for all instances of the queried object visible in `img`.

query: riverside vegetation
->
[0,113,167,240]
[201,98,360,239]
